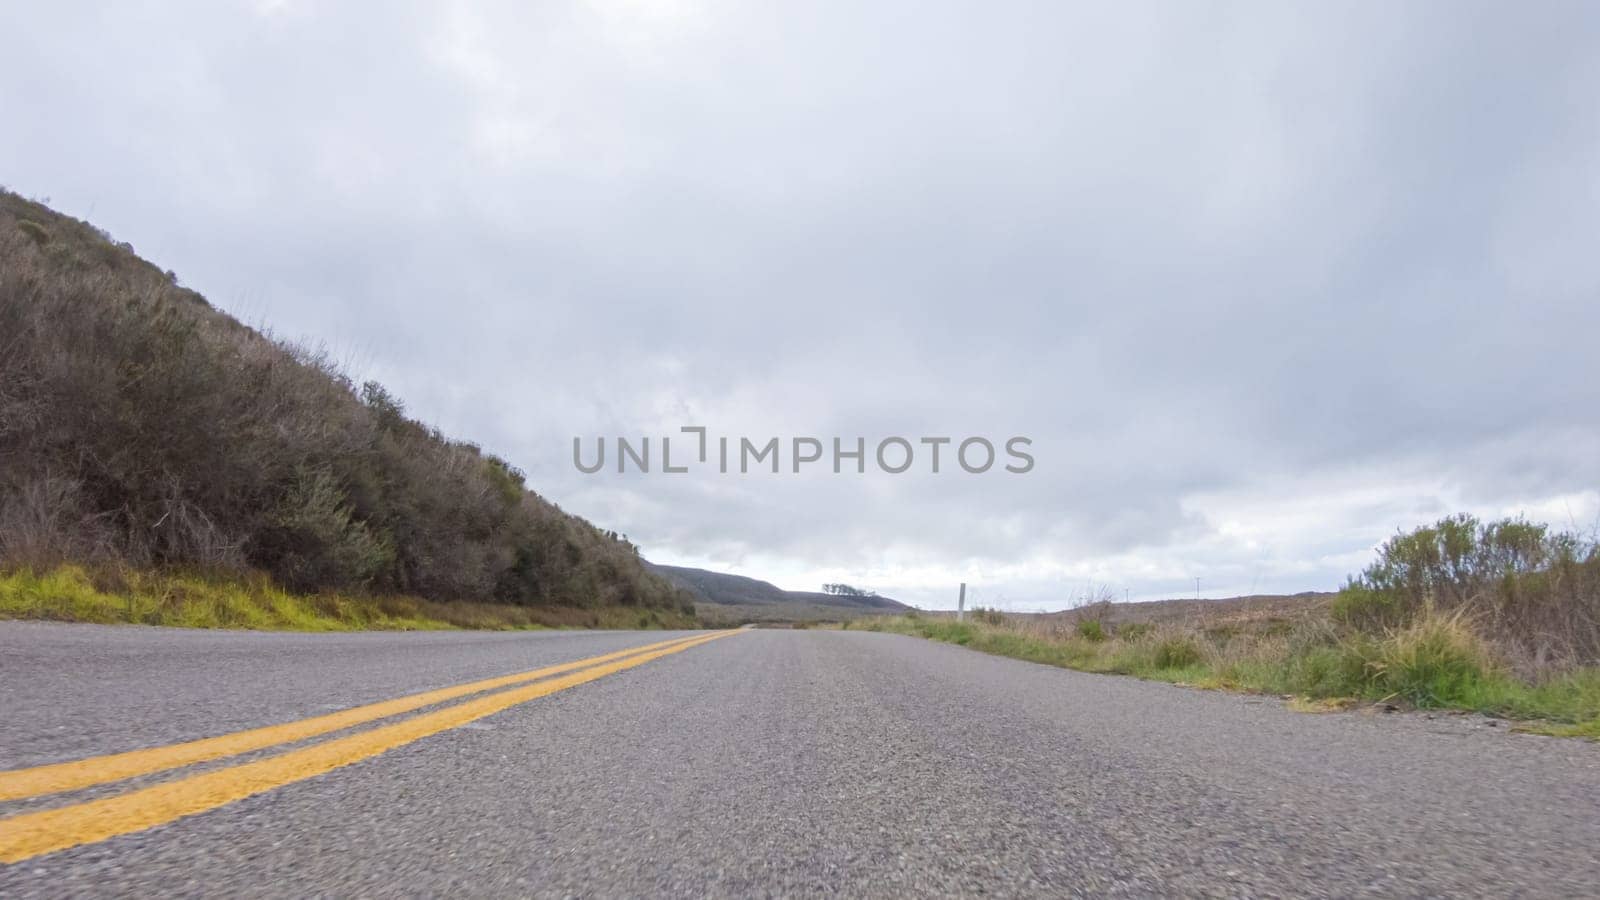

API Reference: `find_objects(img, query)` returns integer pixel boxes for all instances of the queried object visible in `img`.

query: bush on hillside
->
[1333,514,1600,665]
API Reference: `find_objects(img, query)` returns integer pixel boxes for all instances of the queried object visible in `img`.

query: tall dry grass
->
[855,518,1600,734]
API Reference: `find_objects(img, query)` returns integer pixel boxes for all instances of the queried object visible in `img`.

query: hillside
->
[0,191,694,619]
[648,563,910,622]
[1037,591,1335,630]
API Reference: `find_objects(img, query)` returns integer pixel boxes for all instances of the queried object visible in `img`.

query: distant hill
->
[1009,591,1335,631]
[647,563,910,622]
[0,191,694,617]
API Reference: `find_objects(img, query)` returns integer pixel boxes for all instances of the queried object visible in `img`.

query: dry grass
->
[850,606,1600,737]
[861,516,1600,737]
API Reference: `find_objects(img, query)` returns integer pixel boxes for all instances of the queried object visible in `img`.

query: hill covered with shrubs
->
[0,191,694,619]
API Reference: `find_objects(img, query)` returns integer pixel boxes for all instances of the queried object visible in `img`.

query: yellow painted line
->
[0,629,736,864]
[0,632,708,803]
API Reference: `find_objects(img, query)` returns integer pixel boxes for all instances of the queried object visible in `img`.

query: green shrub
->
[939,622,977,645]
[255,467,394,591]
[1334,515,1600,664]
[1076,618,1105,642]
[16,219,49,245]
[1330,583,1404,630]
[972,607,1006,625]
[1153,635,1203,669]
[1362,613,1497,707]
[1277,643,1369,697]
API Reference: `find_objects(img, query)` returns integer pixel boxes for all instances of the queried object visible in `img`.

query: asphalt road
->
[1,622,1598,898]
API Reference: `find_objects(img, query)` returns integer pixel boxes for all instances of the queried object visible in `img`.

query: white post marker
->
[957,582,967,621]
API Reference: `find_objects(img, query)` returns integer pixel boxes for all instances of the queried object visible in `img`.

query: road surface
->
[1,621,1597,897]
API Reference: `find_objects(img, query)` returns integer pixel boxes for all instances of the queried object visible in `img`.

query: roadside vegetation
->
[0,565,699,631]
[0,192,696,626]
[850,515,1600,737]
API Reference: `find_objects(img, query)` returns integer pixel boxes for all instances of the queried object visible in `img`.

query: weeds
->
[971,607,1006,625]
[852,607,1600,738]
[1152,635,1203,669]
[1359,612,1498,707]
[1117,622,1152,640]
[0,565,701,632]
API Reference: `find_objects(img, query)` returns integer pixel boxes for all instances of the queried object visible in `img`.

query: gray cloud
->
[4,0,1597,609]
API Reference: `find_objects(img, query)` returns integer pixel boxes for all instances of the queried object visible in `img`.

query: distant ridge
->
[647,563,910,622]
[1033,591,1335,626]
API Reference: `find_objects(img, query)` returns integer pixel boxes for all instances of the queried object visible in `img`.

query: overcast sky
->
[5,1,1598,609]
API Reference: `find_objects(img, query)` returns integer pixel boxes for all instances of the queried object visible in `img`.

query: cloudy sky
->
[5,1,1598,609]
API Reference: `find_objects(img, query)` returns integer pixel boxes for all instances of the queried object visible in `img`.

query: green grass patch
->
[0,565,701,632]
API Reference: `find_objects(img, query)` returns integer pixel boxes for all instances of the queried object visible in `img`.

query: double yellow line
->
[0,630,735,864]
